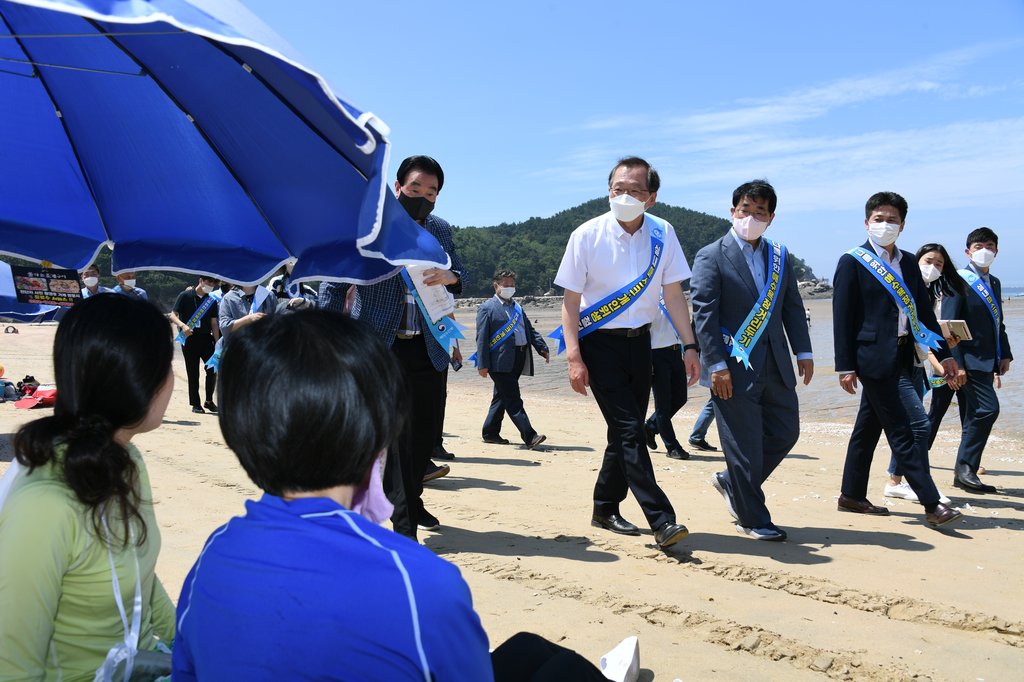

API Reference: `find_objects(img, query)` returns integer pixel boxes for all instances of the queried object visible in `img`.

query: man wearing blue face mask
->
[935,227,1012,493]
[691,180,813,542]
[832,191,962,528]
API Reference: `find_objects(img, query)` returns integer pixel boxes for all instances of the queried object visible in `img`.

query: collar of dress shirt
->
[869,239,901,264]
[729,228,764,255]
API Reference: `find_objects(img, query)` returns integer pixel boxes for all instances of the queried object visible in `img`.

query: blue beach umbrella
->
[0,0,449,285]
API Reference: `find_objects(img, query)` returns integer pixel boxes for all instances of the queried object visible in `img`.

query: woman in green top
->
[0,294,176,681]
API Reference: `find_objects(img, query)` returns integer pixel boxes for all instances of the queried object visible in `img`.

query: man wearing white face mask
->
[937,227,1012,493]
[833,192,962,528]
[474,269,550,449]
[113,271,148,301]
[554,156,699,550]
[168,276,221,414]
[691,180,813,541]
[79,263,112,299]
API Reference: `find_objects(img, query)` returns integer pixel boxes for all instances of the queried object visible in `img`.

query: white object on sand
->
[600,635,640,682]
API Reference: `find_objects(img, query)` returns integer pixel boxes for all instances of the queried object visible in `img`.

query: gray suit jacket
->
[690,233,811,392]
[474,297,548,375]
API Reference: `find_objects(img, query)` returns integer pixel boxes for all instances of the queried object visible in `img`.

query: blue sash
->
[549,215,666,353]
[958,269,1002,364]
[658,301,682,341]
[847,247,943,351]
[720,239,786,369]
[399,269,465,350]
[175,294,216,345]
[925,375,947,394]
[469,301,522,368]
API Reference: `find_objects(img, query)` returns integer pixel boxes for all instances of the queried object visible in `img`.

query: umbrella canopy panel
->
[0,0,449,284]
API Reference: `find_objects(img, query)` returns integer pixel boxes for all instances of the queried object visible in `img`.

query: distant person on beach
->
[79,262,111,298]
[805,307,811,327]
[832,191,962,527]
[319,155,465,539]
[0,294,176,680]
[933,227,1012,494]
[218,283,279,342]
[172,310,604,682]
[113,270,148,301]
[643,291,691,460]
[882,243,964,503]
[475,268,550,449]
[691,179,813,542]
[168,275,221,415]
[554,156,698,549]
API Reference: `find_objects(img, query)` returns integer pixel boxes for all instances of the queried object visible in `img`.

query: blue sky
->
[247,0,1024,285]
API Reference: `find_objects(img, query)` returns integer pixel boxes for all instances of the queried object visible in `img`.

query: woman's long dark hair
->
[13,294,173,547]
[916,243,967,302]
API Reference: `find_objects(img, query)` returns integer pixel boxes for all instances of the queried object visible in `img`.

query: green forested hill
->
[452,198,817,297]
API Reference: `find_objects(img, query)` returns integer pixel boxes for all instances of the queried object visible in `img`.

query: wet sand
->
[2,300,1022,680]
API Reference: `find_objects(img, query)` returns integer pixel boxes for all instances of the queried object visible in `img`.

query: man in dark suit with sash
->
[691,180,812,541]
[939,227,1012,493]
[832,191,962,527]
[474,268,550,449]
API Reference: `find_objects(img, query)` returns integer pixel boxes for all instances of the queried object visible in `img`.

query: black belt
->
[597,324,651,338]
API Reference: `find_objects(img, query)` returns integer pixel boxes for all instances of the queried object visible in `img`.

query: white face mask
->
[732,215,769,241]
[970,248,996,268]
[919,263,941,284]
[83,276,99,288]
[198,284,213,295]
[867,221,901,247]
[609,193,646,222]
[122,279,137,289]
[499,287,516,300]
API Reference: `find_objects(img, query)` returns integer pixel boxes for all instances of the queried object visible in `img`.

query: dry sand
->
[2,298,1022,681]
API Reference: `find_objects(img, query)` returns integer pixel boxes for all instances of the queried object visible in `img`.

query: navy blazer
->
[474,297,548,375]
[833,240,950,380]
[691,233,811,392]
[940,267,1012,373]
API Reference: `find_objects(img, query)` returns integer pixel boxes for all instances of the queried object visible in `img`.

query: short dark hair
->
[82,263,100,275]
[865,192,908,222]
[966,226,998,248]
[397,155,445,192]
[492,268,517,283]
[218,310,404,496]
[608,156,660,193]
[732,179,777,213]
[14,295,173,547]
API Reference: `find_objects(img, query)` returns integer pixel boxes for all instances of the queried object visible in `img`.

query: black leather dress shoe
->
[482,435,511,445]
[654,522,689,548]
[666,447,690,460]
[203,400,218,413]
[191,405,205,414]
[925,503,963,528]
[644,425,658,450]
[837,494,890,515]
[688,437,718,452]
[953,464,996,493]
[432,444,455,461]
[591,514,641,536]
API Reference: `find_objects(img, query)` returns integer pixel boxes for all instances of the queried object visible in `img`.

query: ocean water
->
[451,297,1024,440]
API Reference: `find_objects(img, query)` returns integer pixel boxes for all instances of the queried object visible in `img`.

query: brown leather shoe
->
[837,494,890,515]
[926,503,963,528]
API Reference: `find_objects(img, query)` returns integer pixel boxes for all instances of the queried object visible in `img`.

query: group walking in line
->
[0,153,1012,680]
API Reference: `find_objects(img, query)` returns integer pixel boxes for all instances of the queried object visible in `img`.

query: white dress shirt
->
[650,308,680,349]
[554,212,691,329]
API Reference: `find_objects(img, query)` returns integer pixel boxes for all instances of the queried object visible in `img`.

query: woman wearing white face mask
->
[883,243,965,503]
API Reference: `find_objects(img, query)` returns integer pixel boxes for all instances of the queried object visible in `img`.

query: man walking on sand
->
[553,156,699,550]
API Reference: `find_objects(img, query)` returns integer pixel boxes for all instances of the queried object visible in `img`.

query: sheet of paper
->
[406,265,454,324]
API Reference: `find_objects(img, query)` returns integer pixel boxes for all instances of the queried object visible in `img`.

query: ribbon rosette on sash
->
[848,247,944,352]
[958,268,1002,364]
[399,270,465,351]
[469,302,523,368]
[721,239,786,370]
[174,294,216,345]
[549,215,667,353]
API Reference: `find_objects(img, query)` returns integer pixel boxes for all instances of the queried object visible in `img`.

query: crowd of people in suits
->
[0,153,1011,679]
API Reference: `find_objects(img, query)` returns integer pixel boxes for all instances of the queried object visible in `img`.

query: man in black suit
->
[475,269,550,449]
[832,191,962,528]
[939,227,1012,493]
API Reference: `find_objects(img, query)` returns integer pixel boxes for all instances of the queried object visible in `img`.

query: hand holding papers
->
[939,319,972,342]
[406,265,455,324]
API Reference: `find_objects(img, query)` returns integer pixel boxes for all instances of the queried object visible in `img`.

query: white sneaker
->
[883,481,919,501]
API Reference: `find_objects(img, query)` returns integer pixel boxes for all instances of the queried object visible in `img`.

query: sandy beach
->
[2,297,1022,681]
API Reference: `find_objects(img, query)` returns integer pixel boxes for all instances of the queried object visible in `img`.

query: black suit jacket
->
[833,240,950,380]
[940,266,1012,373]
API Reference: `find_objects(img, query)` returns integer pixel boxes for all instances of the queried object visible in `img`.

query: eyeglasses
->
[609,186,651,200]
